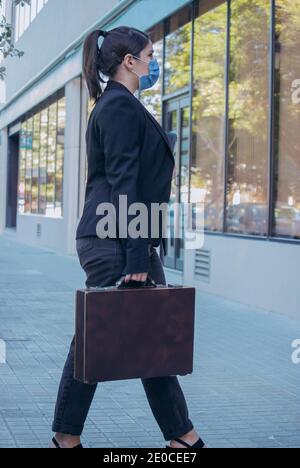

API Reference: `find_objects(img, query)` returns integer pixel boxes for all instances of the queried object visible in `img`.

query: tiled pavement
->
[0,231,299,448]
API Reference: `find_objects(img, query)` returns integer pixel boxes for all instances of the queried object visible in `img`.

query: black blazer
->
[76,79,175,275]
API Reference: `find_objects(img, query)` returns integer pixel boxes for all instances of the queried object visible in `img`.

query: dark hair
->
[83,26,150,104]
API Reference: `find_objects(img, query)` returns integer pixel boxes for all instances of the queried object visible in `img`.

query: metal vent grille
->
[194,249,211,282]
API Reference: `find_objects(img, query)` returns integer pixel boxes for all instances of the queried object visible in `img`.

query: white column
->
[78,80,88,219]
[0,127,8,234]
[63,76,81,255]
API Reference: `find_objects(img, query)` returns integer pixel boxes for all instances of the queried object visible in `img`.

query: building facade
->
[0,0,299,319]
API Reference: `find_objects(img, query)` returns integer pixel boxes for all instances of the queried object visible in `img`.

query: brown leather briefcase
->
[74,276,196,384]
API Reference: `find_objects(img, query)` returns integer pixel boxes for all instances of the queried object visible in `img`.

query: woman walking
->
[50,26,206,450]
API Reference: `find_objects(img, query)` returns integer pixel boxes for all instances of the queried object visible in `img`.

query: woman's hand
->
[125,272,148,283]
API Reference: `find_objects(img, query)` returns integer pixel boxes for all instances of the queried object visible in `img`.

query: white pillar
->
[63,76,81,255]
[0,127,8,234]
[78,80,88,219]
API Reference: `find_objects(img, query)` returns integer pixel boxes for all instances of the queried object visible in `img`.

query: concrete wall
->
[1,0,118,102]
[181,234,300,321]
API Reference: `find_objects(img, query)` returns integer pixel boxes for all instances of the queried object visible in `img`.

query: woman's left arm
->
[99,95,151,276]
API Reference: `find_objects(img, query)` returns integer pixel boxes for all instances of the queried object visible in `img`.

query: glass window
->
[18,93,65,218]
[31,113,40,214]
[46,102,57,217]
[14,0,48,42]
[56,98,66,216]
[164,5,192,95]
[30,0,38,21]
[225,0,271,236]
[141,23,164,124]
[14,4,20,42]
[273,0,300,239]
[191,0,227,232]
[24,117,33,214]
[87,98,95,117]
[85,98,95,184]
[18,4,25,39]
[39,108,48,215]
[18,122,27,215]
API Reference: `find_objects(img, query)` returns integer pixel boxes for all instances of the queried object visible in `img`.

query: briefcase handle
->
[115,274,157,289]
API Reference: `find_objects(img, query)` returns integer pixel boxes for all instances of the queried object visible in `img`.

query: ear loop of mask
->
[130,55,149,79]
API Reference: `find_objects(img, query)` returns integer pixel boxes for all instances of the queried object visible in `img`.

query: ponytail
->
[82,30,106,104]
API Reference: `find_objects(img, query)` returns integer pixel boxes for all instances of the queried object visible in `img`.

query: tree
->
[0,0,31,80]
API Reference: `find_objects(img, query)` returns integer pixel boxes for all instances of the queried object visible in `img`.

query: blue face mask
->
[131,55,160,91]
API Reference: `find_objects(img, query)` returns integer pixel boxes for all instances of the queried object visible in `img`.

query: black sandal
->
[165,436,206,449]
[52,436,83,448]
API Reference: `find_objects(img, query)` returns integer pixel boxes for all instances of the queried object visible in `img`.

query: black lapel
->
[104,80,175,163]
[142,106,175,162]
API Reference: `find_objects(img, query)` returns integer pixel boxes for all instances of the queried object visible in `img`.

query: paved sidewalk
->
[0,232,299,448]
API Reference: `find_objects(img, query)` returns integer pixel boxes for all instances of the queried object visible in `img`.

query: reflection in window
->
[25,117,33,213]
[178,107,190,266]
[31,113,40,214]
[191,0,227,232]
[18,122,27,214]
[168,109,178,212]
[56,98,65,216]
[18,94,66,217]
[87,98,95,117]
[141,23,164,124]
[273,0,300,239]
[226,0,270,236]
[39,108,48,215]
[164,5,192,96]
[85,98,95,184]
[46,102,57,216]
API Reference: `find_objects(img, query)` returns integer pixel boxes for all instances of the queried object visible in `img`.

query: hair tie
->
[97,30,108,50]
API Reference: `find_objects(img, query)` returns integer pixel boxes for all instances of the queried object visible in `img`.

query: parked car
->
[274,204,300,238]
[226,203,268,235]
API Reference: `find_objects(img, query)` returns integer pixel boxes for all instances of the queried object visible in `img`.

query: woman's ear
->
[123,53,134,69]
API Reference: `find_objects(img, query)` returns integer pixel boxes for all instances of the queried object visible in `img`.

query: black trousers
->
[51,236,194,441]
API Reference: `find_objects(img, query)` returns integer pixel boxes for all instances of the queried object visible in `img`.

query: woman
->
[50,26,206,450]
